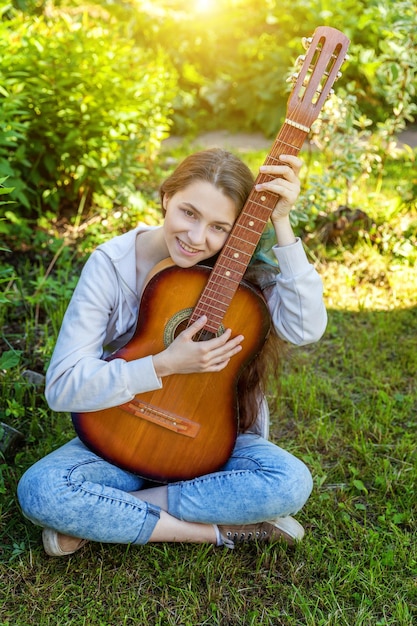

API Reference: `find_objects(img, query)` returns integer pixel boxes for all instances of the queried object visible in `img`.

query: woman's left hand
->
[255,155,303,224]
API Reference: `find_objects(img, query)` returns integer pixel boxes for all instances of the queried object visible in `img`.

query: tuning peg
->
[302,36,312,50]
[286,72,299,84]
[336,71,342,79]
[295,54,306,67]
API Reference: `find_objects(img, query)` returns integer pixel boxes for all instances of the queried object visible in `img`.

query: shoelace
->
[225,529,268,541]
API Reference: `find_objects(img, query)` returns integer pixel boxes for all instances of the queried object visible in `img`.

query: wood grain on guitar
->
[72,26,350,482]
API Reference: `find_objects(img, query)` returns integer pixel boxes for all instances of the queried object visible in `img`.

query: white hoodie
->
[45,226,327,438]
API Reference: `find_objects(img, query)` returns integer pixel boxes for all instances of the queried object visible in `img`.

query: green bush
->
[129,0,318,136]
[0,5,177,216]
[1,0,416,228]
[129,0,416,137]
[344,0,417,125]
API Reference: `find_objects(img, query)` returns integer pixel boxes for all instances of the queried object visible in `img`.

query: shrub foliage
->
[0,0,416,225]
[0,3,177,216]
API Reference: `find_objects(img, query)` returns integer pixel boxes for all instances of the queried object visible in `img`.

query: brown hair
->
[160,148,254,216]
[160,148,287,433]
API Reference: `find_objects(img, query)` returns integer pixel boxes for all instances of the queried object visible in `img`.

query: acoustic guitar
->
[72,26,350,481]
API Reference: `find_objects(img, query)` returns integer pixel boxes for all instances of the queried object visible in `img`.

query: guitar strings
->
[192,33,345,342]
[191,126,304,343]
[195,115,306,331]
[191,91,308,342]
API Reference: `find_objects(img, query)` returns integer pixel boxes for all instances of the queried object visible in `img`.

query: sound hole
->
[195,329,216,342]
[163,308,224,347]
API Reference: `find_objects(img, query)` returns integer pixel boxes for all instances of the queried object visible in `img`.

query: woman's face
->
[162,180,238,268]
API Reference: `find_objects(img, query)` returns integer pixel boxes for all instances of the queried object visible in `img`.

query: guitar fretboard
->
[189,124,307,334]
[188,25,350,335]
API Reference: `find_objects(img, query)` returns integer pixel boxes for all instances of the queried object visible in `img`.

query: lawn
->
[0,142,416,625]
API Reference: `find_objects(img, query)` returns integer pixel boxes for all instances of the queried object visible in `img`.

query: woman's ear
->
[162,193,168,215]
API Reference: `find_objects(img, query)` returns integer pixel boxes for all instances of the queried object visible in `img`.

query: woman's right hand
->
[152,315,244,378]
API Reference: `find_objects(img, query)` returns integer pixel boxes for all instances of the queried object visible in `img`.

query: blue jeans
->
[17,435,313,544]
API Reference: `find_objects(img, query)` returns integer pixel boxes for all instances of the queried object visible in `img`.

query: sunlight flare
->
[195,0,214,13]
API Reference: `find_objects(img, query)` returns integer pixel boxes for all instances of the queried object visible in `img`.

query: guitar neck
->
[189,26,350,334]
[190,122,308,334]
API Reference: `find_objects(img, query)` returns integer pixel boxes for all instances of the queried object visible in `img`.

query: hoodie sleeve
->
[45,251,162,413]
[265,238,327,345]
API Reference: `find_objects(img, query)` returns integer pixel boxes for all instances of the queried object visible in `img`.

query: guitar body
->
[72,263,271,482]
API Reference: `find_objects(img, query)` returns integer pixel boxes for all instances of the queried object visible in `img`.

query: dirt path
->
[164,128,417,151]
[396,128,417,148]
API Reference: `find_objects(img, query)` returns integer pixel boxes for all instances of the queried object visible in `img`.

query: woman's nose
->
[188,223,206,245]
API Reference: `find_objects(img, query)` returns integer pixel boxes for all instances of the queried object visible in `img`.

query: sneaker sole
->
[269,516,305,543]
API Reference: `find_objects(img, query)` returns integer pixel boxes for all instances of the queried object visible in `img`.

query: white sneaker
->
[42,528,88,557]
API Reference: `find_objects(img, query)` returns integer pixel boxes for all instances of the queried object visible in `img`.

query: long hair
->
[160,148,288,432]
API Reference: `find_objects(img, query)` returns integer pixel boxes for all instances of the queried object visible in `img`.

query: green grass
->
[0,144,416,625]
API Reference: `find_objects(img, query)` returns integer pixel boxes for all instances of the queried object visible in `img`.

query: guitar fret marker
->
[261,196,266,202]
[233,253,239,258]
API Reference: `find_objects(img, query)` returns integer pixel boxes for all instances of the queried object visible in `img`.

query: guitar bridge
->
[121,399,200,438]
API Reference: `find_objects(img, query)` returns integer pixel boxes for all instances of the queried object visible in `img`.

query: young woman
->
[18,148,327,556]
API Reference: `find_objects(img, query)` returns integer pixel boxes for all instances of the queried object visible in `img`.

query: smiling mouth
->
[177,238,202,254]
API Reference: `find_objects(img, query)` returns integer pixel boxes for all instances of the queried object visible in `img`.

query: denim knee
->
[17,451,160,543]
[283,457,313,514]
[17,464,47,526]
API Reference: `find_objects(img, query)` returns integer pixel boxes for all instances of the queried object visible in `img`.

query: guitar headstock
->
[286,26,350,131]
